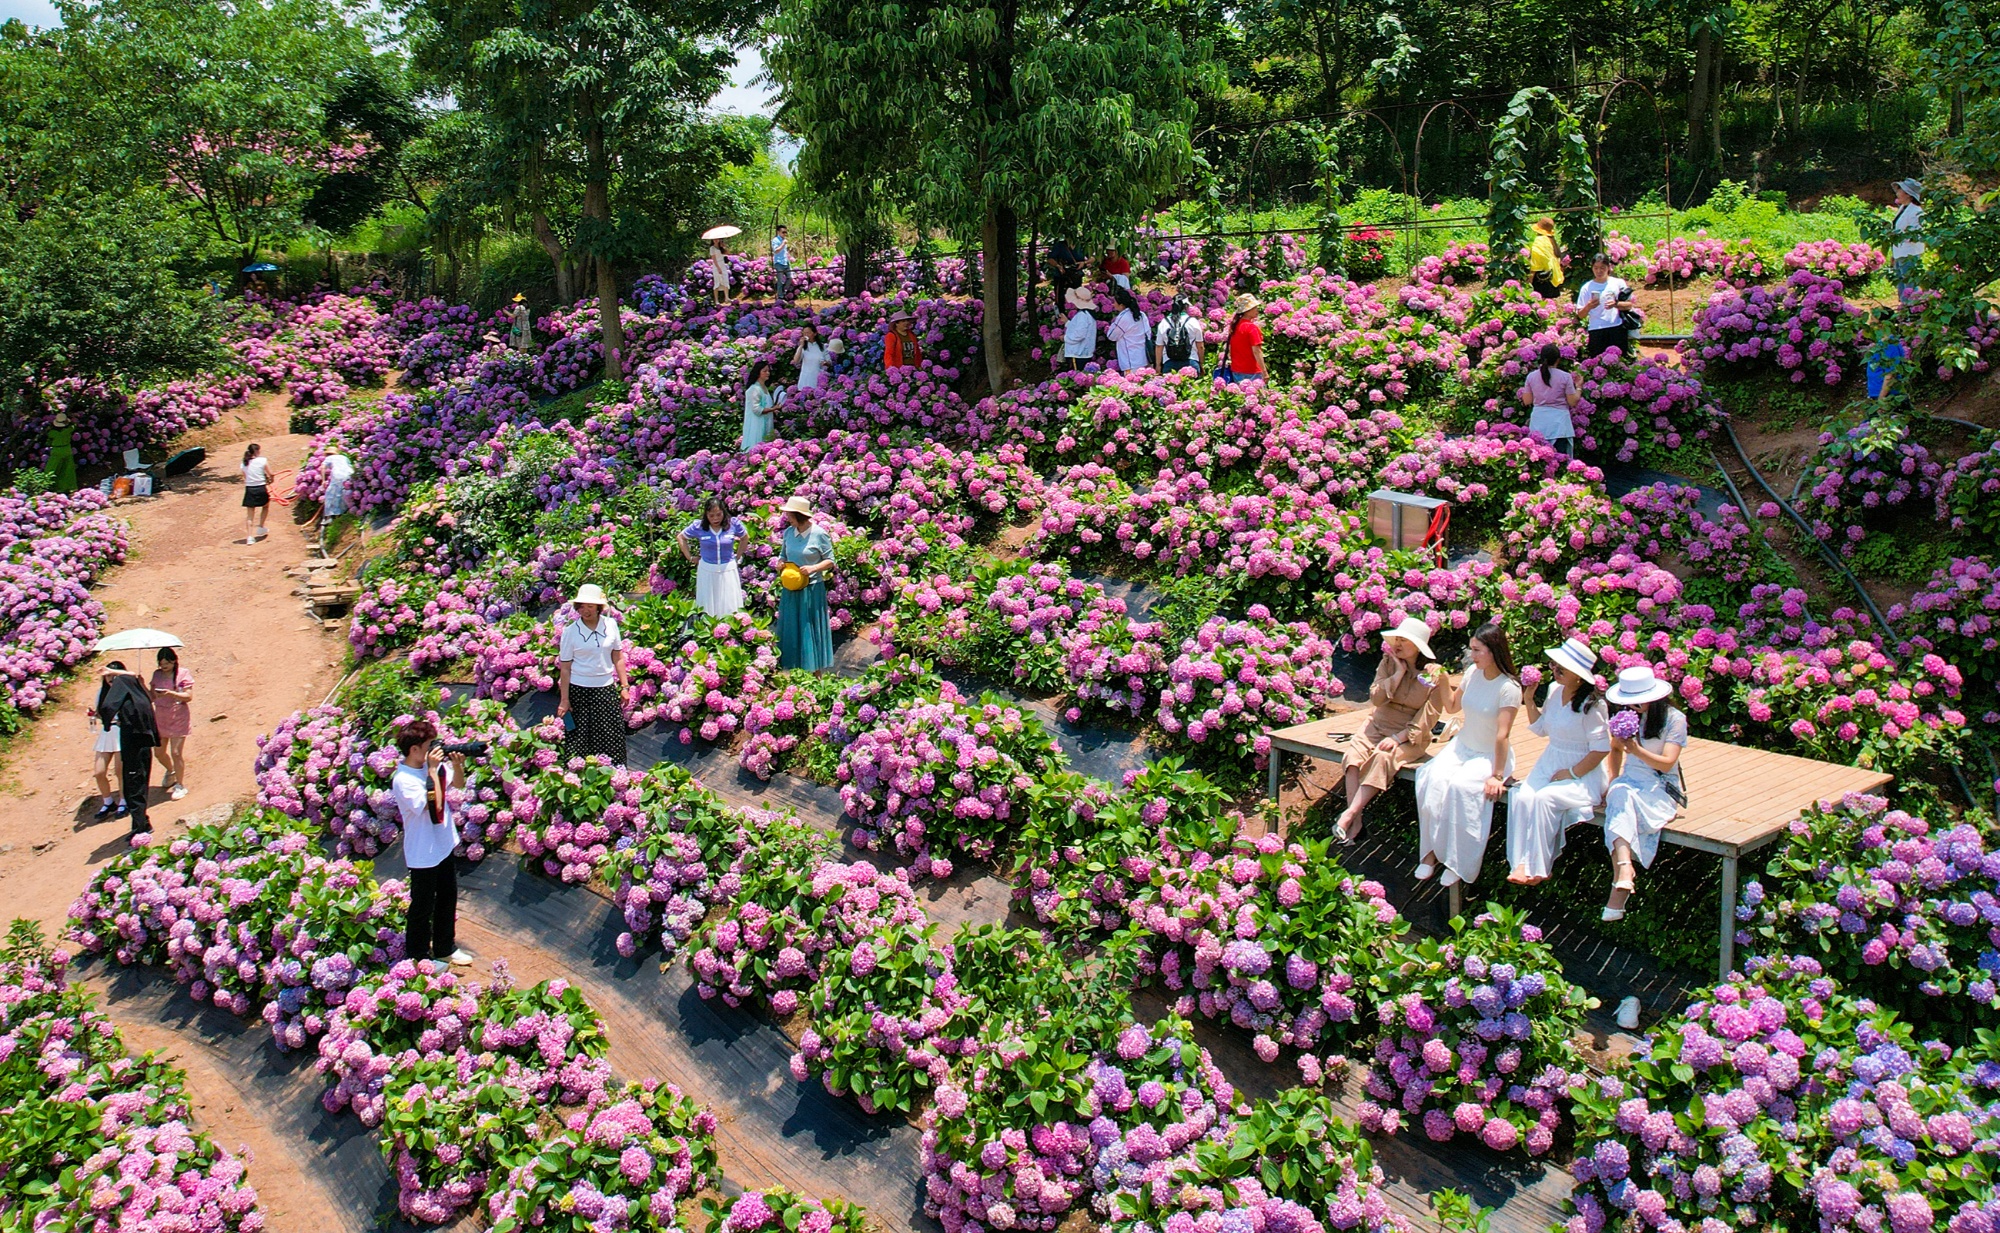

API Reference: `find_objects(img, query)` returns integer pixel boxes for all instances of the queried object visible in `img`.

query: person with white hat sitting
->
[1332,615,1445,843]
[1504,637,1611,884]
[1412,622,1522,889]
[1060,286,1100,373]
[1599,664,1688,921]
[557,583,629,764]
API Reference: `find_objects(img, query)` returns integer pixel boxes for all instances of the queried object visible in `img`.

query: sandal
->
[1413,862,1437,881]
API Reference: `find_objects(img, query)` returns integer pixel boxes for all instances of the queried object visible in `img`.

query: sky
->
[1,0,777,117]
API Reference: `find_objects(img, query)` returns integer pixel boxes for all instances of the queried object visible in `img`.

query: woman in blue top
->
[776,494,836,672]
[679,496,746,618]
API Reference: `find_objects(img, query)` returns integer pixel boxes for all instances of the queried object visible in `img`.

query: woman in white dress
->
[740,360,778,451]
[1413,623,1521,889]
[793,323,830,393]
[1599,665,1687,921]
[1504,637,1610,884]
[710,240,733,304]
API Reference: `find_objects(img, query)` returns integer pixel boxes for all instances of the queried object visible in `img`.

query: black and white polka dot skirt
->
[564,684,627,765]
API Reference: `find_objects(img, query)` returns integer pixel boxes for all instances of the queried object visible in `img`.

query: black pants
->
[1586,325,1630,358]
[121,743,153,832]
[1531,273,1562,299]
[405,861,457,961]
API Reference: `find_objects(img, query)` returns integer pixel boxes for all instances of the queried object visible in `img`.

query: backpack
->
[1164,314,1194,365]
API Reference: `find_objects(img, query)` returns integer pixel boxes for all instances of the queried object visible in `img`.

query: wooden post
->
[1717,853,1739,980]
[1448,881,1462,921]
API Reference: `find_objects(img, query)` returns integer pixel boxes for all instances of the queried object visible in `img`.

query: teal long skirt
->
[778,581,835,671]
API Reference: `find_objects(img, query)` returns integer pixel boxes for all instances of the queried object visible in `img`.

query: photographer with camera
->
[392,719,474,966]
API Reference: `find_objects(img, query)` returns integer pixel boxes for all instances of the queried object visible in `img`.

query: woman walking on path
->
[391,719,472,966]
[241,444,271,543]
[1889,178,1925,301]
[148,648,194,801]
[776,494,836,673]
[1599,665,1687,921]
[1105,286,1151,373]
[1331,616,1443,843]
[1518,343,1582,456]
[1061,288,1100,372]
[557,584,629,765]
[793,323,830,392]
[1412,623,1521,889]
[86,688,123,821]
[1528,218,1565,299]
[1504,637,1609,883]
[741,360,778,452]
[680,497,746,618]
[709,239,733,305]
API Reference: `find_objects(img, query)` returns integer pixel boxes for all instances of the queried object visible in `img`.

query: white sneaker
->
[1439,869,1461,888]
[169,783,188,801]
[447,949,474,966]
[1413,862,1437,881]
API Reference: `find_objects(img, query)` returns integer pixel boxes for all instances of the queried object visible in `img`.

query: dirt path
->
[0,390,349,1233]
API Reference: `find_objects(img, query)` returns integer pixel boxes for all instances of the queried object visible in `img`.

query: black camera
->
[439,740,489,757]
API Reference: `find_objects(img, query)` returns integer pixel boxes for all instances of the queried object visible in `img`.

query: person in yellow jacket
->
[1528,218,1565,299]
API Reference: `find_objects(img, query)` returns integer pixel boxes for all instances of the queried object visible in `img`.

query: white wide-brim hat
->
[572,583,610,607]
[1381,616,1436,662]
[1065,286,1097,310]
[1545,637,1598,681]
[779,494,814,517]
[1605,664,1672,706]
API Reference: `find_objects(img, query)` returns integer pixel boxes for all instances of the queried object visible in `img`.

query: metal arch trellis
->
[1410,98,1489,269]
[1589,76,1682,331]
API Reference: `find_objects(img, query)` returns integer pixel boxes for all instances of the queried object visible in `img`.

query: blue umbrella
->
[243,262,279,273]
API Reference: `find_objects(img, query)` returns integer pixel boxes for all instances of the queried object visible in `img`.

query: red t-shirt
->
[1228,319,1264,374]
[1104,256,1131,276]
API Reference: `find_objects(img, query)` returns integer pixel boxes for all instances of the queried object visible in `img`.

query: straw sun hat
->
[572,583,610,607]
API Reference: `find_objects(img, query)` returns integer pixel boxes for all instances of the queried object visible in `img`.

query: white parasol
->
[700,224,743,241]
[92,628,184,653]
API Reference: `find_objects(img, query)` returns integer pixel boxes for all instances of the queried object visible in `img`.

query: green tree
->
[0,190,225,398]
[407,0,758,377]
[770,0,1213,391]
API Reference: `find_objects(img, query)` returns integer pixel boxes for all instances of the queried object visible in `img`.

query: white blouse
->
[1454,669,1522,755]
[559,615,622,688]
[242,456,271,487]
[1530,681,1611,756]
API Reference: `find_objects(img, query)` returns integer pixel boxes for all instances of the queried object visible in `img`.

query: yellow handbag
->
[779,562,808,591]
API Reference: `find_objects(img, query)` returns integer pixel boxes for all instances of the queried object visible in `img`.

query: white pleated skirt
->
[695,559,745,618]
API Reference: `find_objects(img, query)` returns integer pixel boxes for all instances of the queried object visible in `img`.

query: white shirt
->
[1106,309,1150,372]
[393,761,459,871]
[1454,669,1522,757]
[794,341,827,391]
[1891,204,1925,260]
[1062,309,1099,359]
[326,454,354,483]
[1577,277,1631,331]
[559,615,622,688]
[242,456,270,487]
[709,245,730,288]
[1529,681,1611,757]
[1154,313,1204,358]
[772,235,791,268]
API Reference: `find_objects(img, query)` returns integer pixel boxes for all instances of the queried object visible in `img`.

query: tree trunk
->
[1025,223,1041,339]
[1686,26,1714,163]
[981,204,1008,395]
[533,210,572,303]
[997,204,1019,351]
[842,223,870,297]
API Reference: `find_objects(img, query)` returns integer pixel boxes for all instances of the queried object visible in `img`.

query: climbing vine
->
[1485,87,1601,283]
[1306,122,1346,277]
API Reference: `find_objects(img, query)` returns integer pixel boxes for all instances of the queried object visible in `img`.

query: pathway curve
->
[0,391,352,1233]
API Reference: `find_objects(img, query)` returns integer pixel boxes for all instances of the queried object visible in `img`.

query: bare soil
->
[0,390,350,1231]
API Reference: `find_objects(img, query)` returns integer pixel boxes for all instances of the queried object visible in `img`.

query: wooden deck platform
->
[1266,707,1893,976]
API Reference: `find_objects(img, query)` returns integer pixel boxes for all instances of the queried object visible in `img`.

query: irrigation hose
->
[1722,421,1993,812]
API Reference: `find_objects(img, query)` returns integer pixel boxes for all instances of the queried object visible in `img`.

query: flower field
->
[23,224,2000,1232]
[0,487,128,733]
